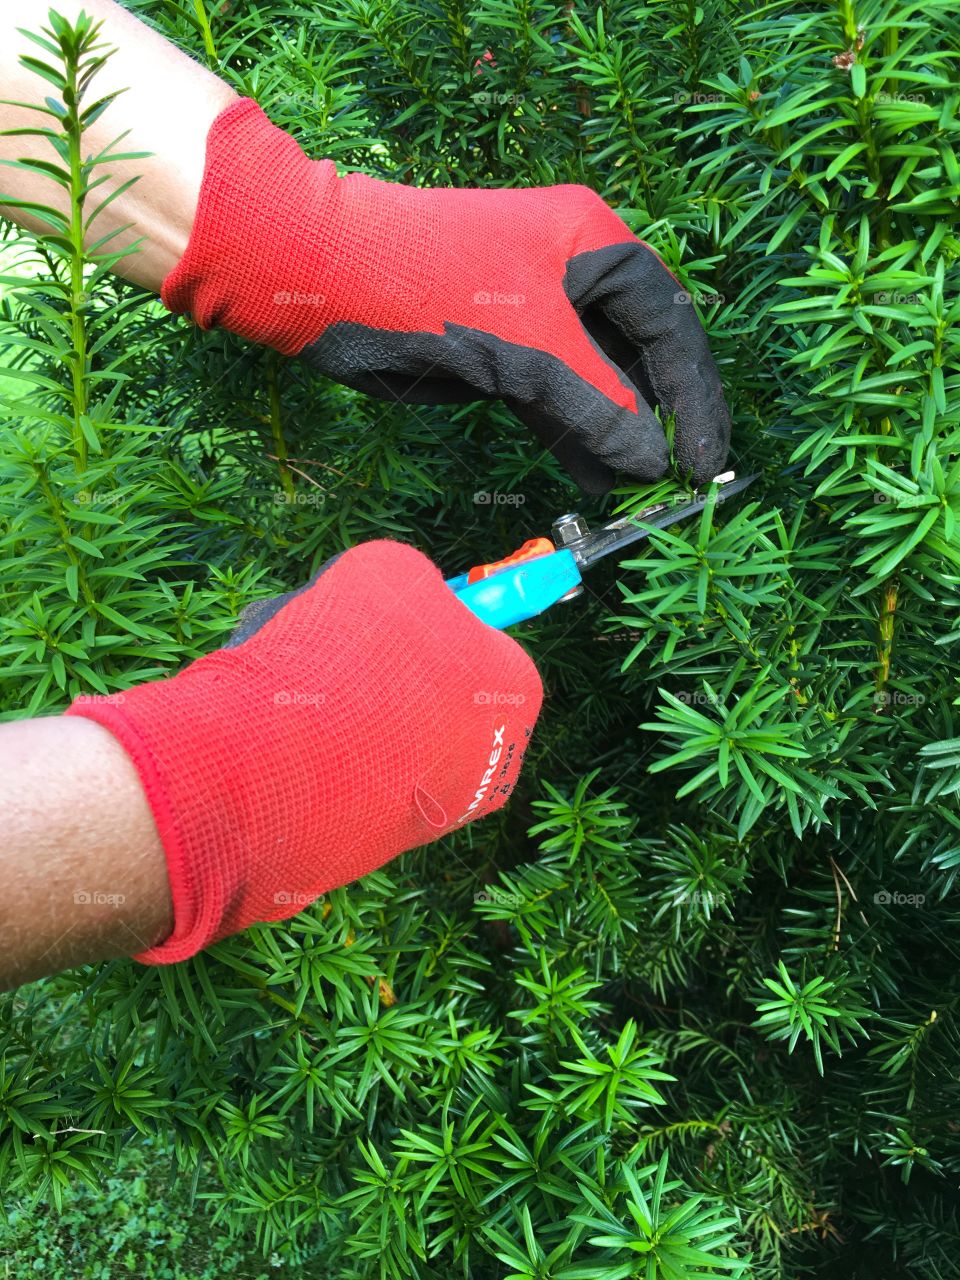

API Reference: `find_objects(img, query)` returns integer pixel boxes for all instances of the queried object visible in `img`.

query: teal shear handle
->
[446,550,582,629]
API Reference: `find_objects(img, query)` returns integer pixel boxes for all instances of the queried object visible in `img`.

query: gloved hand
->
[162,98,731,495]
[65,541,542,964]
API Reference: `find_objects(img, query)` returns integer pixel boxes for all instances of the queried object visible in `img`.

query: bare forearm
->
[0,0,236,289]
[0,5,230,986]
[0,717,172,990]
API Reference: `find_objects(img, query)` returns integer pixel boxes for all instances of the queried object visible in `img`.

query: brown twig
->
[266,453,349,479]
[829,856,844,950]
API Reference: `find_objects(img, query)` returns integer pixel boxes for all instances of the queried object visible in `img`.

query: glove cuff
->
[64,695,217,963]
[160,97,339,354]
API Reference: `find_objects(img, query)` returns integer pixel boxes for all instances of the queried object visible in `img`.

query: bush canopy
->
[1,0,959,1277]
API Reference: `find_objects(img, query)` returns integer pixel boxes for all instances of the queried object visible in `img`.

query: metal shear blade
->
[559,470,760,571]
[447,469,760,630]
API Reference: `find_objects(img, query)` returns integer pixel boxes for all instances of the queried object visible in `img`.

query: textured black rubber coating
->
[224,550,347,648]
[301,243,731,496]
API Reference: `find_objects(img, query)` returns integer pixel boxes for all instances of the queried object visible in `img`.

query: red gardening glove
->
[162,99,731,495]
[64,541,542,964]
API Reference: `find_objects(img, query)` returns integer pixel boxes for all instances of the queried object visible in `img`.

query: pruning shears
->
[446,470,759,630]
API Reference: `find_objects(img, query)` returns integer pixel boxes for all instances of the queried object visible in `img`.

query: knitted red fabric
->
[160,96,641,410]
[64,541,543,964]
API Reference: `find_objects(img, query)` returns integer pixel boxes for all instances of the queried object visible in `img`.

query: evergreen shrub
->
[1,1,959,1276]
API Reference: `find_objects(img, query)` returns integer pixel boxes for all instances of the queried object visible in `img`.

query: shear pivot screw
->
[551,514,588,602]
[551,513,590,546]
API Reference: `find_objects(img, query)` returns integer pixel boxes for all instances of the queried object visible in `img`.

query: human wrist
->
[0,716,173,989]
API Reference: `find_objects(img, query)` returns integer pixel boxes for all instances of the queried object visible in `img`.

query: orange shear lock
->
[466,537,555,585]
